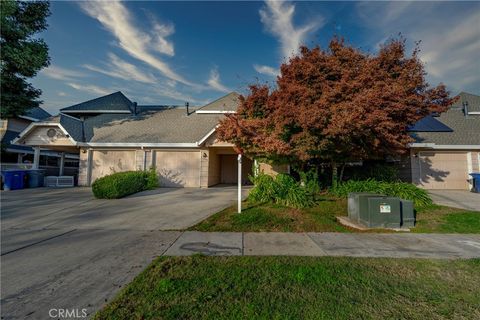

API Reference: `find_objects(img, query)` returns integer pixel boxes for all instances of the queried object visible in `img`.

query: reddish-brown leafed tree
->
[217,37,455,184]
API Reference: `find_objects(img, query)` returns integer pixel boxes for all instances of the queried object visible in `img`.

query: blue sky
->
[34,1,480,114]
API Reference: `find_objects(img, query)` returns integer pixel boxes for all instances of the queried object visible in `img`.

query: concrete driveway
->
[428,190,480,211]
[1,186,243,319]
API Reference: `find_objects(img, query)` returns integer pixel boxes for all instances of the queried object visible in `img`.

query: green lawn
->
[191,196,480,233]
[95,256,480,320]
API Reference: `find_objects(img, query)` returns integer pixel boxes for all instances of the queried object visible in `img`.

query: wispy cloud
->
[253,64,279,77]
[67,83,112,96]
[41,65,87,81]
[78,1,192,85]
[259,0,323,59]
[207,67,231,93]
[356,2,480,92]
[84,53,156,84]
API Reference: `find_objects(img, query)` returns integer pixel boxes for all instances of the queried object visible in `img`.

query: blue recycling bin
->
[469,173,480,193]
[2,170,26,190]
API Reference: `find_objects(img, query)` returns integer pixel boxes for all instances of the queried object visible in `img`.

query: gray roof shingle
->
[60,91,133,113]
[24,107,51,120]
[83,108,223,143]
[412,92,480,145]
[197,92,240,111]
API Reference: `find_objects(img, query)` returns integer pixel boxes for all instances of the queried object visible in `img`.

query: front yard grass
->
[94,256,480,320]
[190,195,480,233]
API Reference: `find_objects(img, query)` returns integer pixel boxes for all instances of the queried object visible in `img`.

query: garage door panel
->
[155,151,200,187]
[91,150,136,183]
[417,152,469,190]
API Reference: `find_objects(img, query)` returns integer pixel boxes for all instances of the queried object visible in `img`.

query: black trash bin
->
[27,169,45,188]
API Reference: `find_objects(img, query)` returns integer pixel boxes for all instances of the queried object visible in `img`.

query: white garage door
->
[91,150,136,183]
[155,151,200,187]
[416,151,469,189]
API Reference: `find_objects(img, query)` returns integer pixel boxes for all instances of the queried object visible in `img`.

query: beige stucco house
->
[13,92,258,187]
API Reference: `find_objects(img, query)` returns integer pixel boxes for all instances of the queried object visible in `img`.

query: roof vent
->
[185,102,190,115]
[133,102,138,115]
[463,101,468,116]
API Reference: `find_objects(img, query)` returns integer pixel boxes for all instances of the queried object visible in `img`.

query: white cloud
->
[259,0,323,59]
[84,53,156,84]
[41,65,87,81]
[207,68,231,93]
[79,1,192,85]
[356,2,480,92]
[57,91,67,97]
[253,64,279,77]
[67,83,112,96]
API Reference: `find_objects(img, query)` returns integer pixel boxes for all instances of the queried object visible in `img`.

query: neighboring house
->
[407,92,480,190]
[1,107,79,176]
[13,92,253,187]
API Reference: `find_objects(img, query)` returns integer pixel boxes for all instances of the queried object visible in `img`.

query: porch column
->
[33,147,40,169]
[237,154,242,213]
[59,152,65,176]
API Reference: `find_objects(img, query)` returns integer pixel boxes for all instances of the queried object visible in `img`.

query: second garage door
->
[155,151,201,187]
[415,151,469,189]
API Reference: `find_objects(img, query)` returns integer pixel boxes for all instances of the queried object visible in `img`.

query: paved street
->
[1,186,243,320]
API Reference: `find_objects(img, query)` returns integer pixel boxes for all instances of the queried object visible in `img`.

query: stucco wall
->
[258,163,290,176]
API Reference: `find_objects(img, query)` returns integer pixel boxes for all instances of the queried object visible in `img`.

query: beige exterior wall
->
[90,150,136,183]
[154,150,201,187]
[472,152,480,172]
[411,150,470,190]
[258,163,290,176]
[22,126,74,147]
[78,149,90,186]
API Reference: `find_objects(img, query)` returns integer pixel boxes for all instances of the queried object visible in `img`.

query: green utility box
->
[400,200,415,228]
[359,196,402,228]
[348,193,384,222]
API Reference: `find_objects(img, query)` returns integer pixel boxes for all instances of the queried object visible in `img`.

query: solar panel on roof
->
[408,115,453,132]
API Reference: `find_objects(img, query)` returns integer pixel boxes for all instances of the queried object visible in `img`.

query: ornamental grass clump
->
[249,173,315,208]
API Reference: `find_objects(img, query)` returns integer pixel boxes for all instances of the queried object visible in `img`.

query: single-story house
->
[11,91,479,190]
[12,92,256,187]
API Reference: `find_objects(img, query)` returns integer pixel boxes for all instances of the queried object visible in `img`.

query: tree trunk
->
[339,163,346,183]
[331,162,338,188]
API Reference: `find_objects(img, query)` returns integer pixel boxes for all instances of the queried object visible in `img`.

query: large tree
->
[217,37,454,184]
[1,0,50,118]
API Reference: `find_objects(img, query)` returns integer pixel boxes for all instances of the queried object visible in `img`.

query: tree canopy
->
[217,37,454,174]
[1,0,50,118]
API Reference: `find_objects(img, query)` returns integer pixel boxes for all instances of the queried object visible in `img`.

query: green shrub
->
[299,168,322,194]
[330,179,432,207]
[146,167,159,190]
[249,173,315,208]
[350,163,399,182]
[92,170,158,199]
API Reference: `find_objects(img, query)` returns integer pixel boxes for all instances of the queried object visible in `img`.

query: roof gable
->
[60,91,133,113]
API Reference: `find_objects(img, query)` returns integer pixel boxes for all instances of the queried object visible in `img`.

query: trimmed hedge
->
[329,179,433,207]
[92,169,158,199]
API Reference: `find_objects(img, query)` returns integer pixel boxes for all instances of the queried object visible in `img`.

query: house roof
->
[60,91,133,113]
[23,107,51,120]
[196,92,240,112]
[452,91,480,112]
[411,92,480,146]
[1,130,33,152]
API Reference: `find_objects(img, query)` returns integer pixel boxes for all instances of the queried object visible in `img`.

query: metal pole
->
[237,154,242,213]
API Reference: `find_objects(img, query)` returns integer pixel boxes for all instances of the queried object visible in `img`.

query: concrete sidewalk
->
[163,232,480,259]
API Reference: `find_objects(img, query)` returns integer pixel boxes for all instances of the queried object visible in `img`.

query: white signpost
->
[237,153,242,213]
